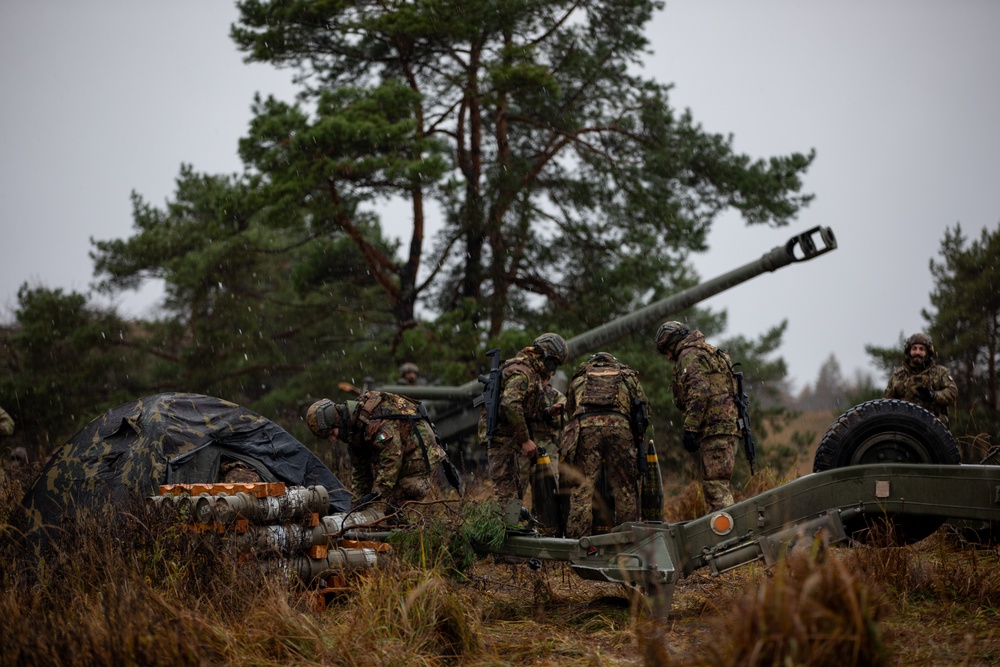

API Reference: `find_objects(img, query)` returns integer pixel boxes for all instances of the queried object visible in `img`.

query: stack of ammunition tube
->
[146,482,390,582]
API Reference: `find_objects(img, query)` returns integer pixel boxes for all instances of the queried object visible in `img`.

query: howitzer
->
[377,226,837,445]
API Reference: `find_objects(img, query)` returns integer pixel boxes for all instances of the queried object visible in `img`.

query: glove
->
[915,386,935,403]
[354,490,381,508]
[683,430,699,453]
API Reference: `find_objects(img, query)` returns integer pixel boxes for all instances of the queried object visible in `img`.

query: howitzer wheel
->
[813,399,960,544]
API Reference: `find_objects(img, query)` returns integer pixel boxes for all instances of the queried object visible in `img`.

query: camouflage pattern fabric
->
[560,354,649,537]
[700,434,738,511]
[562,418,638,537]
[669,331,740,512]
[671,331,740,438]
[340,391,446,508]
[0,406,14,437]
[18,393,351,550]
[884,362,958,426]
[479,347,550,507]
[220,460,262,484]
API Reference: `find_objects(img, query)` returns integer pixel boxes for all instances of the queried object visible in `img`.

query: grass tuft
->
[693,550,892,667]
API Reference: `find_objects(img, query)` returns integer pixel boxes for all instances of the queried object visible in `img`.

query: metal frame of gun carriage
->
[481,461,1000,618]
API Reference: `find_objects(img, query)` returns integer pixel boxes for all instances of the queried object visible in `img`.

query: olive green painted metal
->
[378,226,838,441]
[484,463,1000,618]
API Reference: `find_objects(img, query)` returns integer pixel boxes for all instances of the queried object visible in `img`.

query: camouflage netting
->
[17,393,351,549]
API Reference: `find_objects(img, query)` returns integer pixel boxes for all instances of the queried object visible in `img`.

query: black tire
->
[812,399,960,544]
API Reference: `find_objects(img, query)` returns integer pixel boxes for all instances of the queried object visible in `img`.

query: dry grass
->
[693,551,892,666]
[3,466,1000,666]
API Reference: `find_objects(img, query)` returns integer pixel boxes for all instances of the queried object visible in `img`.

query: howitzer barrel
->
[564,225,836,358]
[379,226,836,402]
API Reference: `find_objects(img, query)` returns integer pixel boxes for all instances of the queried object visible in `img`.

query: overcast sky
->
[2,2,998,391]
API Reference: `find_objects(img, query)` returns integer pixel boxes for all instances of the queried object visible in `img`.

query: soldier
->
[560,352,649,537]
[397,362,426,386]
[0,405,14,437]
[480,332,568,515]
[884,332,958,426]
[655,321,740,513]
[307,390,447,509]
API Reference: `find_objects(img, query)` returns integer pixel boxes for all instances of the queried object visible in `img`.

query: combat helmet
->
[655,320,690,355]
[306,398,342,439]
[399,361,419,375]
[587,351,619,365]
[533,332,568,365]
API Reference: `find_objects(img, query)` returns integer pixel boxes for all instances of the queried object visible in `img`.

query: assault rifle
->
[473,348,503,449]
[629,398,649,475]
[732,365,757,476]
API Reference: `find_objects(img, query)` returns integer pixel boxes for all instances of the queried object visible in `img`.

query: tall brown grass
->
[3,467,1000,666]
[688,549,892,667]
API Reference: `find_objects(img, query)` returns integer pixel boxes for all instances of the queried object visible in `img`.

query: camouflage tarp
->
[19,393,352,546]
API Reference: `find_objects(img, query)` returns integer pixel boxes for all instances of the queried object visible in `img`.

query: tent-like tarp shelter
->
[19,393,351,545]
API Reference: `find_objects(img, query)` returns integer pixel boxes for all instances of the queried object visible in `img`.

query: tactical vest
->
[353,391,436,472]
[357,391,420,424]
[581,362,623,409]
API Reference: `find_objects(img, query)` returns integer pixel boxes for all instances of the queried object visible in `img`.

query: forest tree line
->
[1,2,997,475]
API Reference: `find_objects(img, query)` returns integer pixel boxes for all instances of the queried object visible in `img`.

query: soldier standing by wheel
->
[478,332,568,519]
[560,352,649,538]
[655,321,741,513]
[884,332,958,427]
[306,391,451,509]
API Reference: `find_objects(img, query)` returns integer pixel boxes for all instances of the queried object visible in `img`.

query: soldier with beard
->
[884,332,958,426]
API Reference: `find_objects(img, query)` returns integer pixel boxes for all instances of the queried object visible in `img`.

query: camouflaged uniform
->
[560,353,649,537]
[0,406,13,437]
[671,331,740,512]
[480,347,551,508]
[338,390,446,508]
[884,355,958,426]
